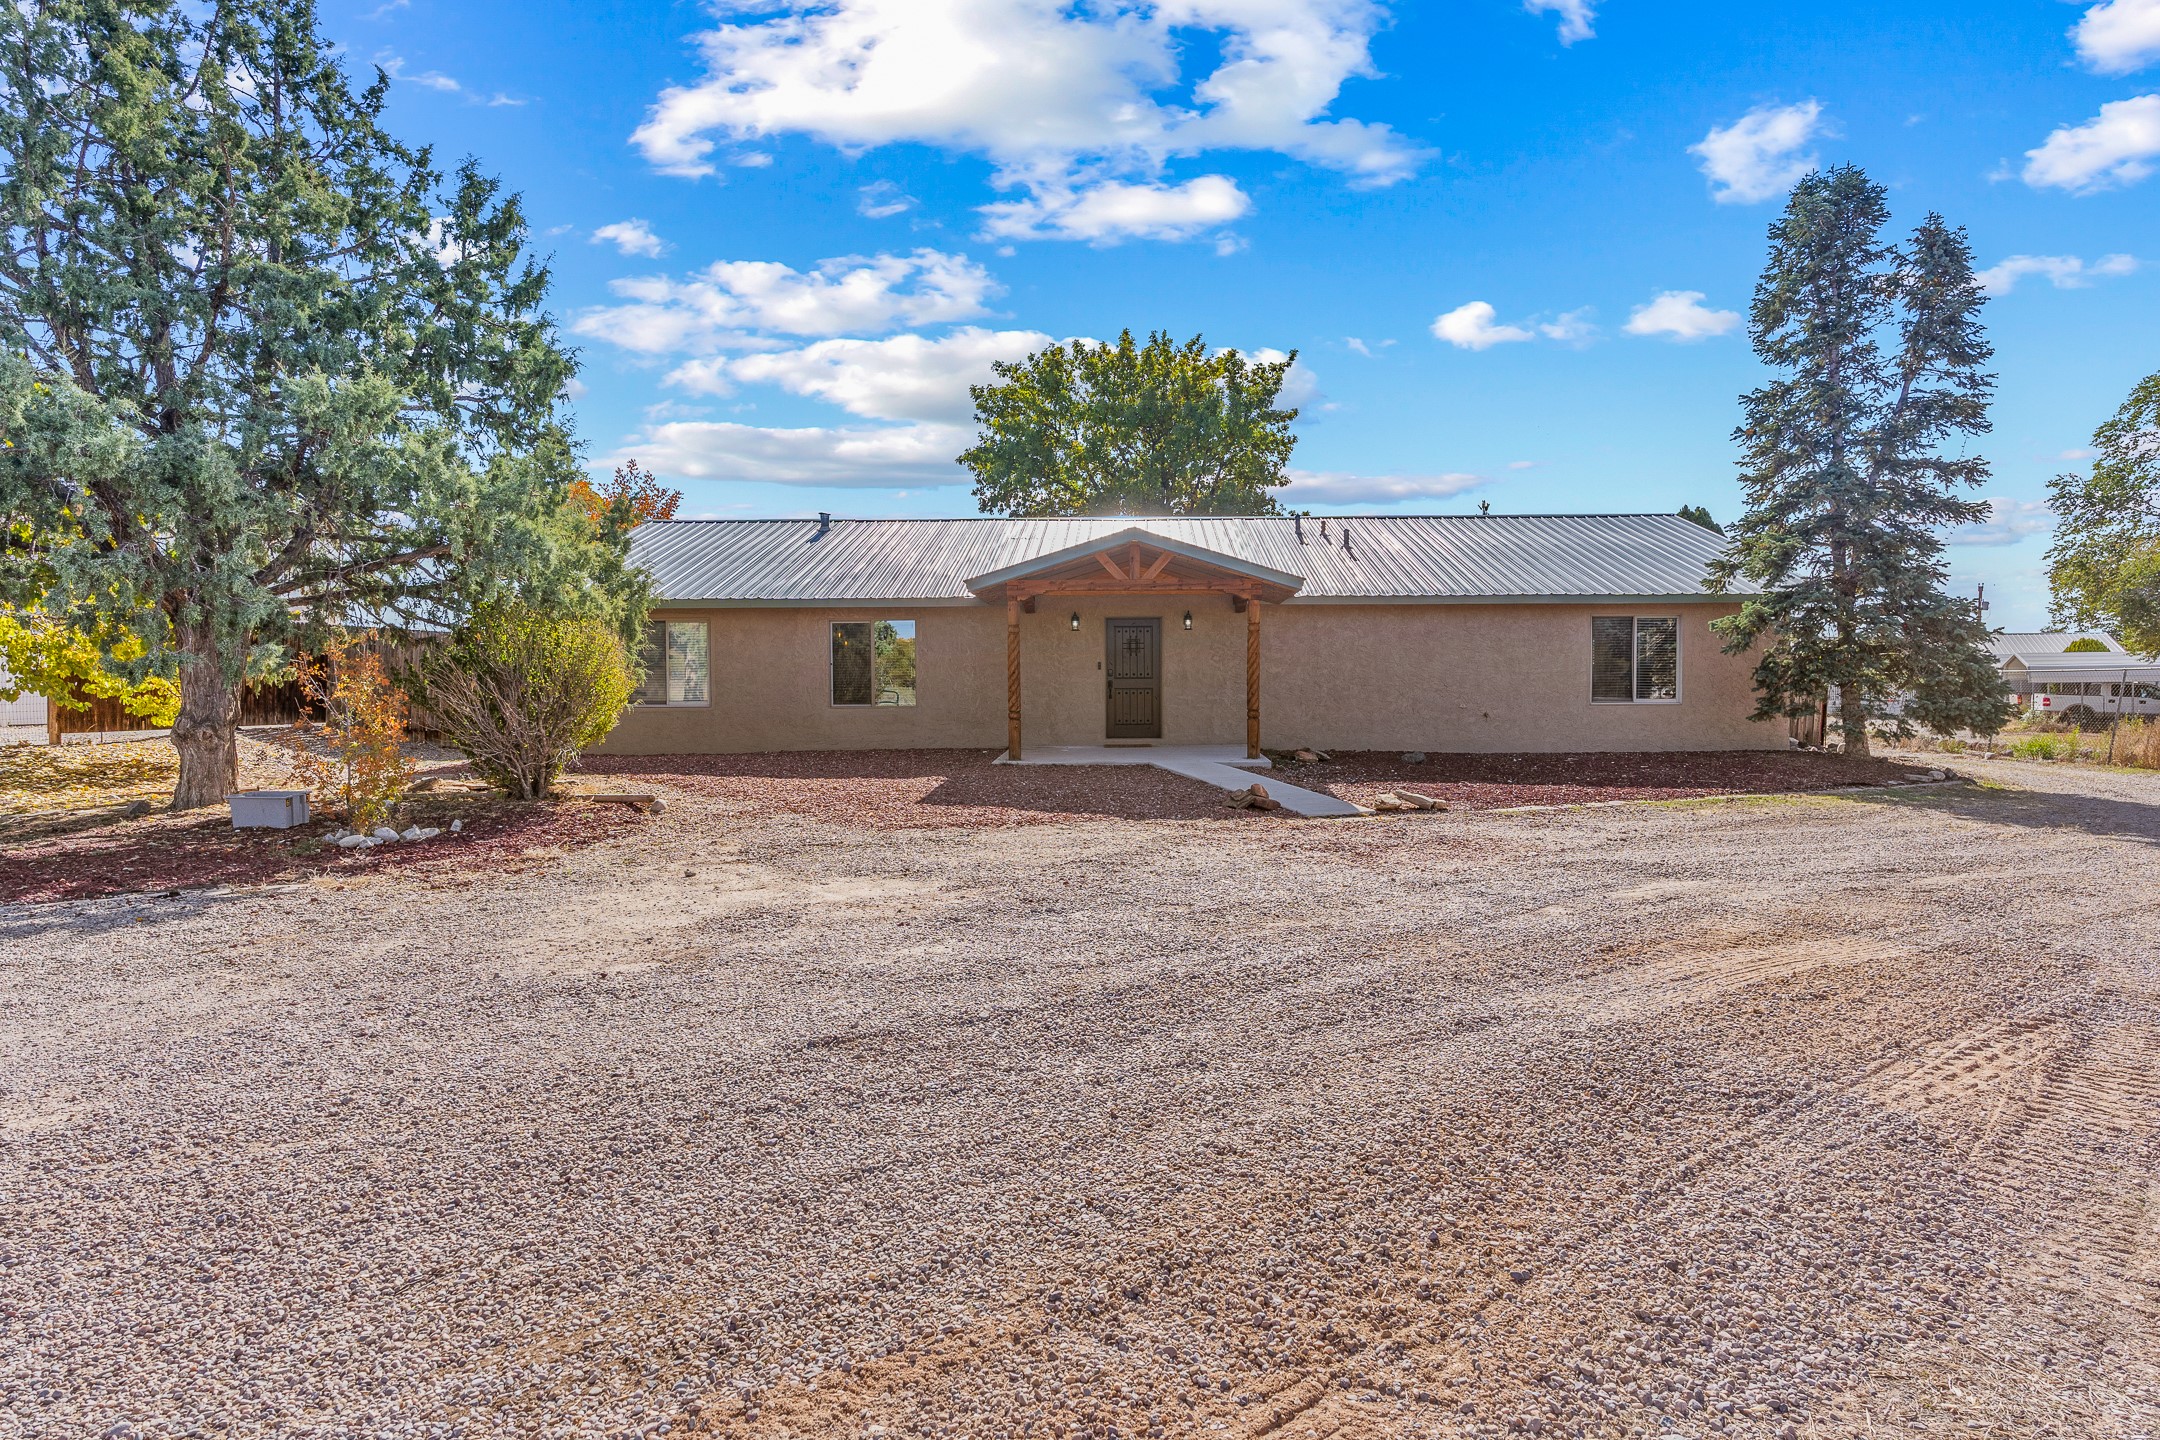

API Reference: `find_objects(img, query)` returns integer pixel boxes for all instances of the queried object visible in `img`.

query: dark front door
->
[1105,617,1162,739]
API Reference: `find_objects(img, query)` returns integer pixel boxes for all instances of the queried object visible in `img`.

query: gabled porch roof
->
[964,525,1304,605]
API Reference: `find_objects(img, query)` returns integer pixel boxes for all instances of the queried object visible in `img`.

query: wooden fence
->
[46,635,444,741]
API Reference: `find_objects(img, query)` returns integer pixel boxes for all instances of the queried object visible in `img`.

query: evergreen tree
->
[2046,368,2160,656]
[0,1,644,808]
[1677,505,1721,533]
[960,331,1298,516]
[1708,166,2011,755]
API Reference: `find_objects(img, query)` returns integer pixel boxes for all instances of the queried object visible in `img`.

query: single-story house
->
[595,513,1779,758]
[1989,631,2160,723]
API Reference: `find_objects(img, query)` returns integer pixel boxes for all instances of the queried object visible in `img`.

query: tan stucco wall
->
[591,600,1780,756]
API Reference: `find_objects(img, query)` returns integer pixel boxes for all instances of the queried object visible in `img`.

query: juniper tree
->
[0,1,643,808]
[1709,166,2012,755]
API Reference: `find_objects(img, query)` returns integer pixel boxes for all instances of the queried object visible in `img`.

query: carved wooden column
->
[1246,596,1261,760]
[1006,595,1023,761]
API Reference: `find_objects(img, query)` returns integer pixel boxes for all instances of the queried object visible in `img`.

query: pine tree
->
[1709,166,2012,755]
[2046,368,2160,656]
[0,2,645,808]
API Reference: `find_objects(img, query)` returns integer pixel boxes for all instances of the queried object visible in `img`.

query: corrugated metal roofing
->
[2000,652,2160,681]
[1987,630,2124,660]
[629,514,1746,605]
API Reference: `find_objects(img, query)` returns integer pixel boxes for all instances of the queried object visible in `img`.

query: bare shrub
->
[277,635,417,828]
[413,604,635,800]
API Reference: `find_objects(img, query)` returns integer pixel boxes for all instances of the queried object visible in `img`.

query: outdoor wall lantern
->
[1183,610,1193,631]
[1070,611,1081,631]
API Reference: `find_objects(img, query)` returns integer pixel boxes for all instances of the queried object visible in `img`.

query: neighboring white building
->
[0,662,49,728]
[1992,632,2160,725]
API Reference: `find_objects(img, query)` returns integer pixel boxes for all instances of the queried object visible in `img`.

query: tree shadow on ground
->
[1842,779,2160,847]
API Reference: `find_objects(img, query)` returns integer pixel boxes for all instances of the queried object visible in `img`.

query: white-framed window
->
[1591,616,1680,704]
[637,620,710,706]
[830,619,917,707]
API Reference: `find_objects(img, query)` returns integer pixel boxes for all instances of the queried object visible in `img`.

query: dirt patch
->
[1282,748,1939,810]
[578,748,1246,827]
[0,794,641,905]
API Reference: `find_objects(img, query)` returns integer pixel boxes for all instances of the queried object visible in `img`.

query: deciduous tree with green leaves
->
[2047,368,2160,657]
[0,1,645,808]
[960,330,1299,516]
[1708,165,2012,755]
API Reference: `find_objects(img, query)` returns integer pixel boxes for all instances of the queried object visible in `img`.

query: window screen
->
[1591,617,1680,704]
[637,620,709,706]
[1591,617,1636,703]
[832,620,917,707]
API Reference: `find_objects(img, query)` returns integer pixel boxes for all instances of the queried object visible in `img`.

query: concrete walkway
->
[994,744,1369,818]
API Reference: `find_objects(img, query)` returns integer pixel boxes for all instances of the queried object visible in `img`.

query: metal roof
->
[2000,652,2160,682]
[630,514,1745,606]
[1987,630,2125,661]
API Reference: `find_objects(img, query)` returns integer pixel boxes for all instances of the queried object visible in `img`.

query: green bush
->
[2009,734,2074,761]
[2063,637,2110,652]
[413,603,637,800]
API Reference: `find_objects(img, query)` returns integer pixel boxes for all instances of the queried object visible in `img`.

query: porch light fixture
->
[1070,611,1080,631]
[1182,610,1193,631]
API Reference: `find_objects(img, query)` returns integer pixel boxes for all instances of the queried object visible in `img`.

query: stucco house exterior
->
[594,513,1779,758]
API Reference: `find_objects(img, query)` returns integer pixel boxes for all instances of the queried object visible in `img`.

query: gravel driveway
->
[3,758,2155,1438]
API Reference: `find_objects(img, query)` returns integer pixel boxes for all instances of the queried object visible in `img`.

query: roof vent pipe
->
[1294,514,1305,545]
[815,512,831,538]
[1319,518,1330,543]
[1342,525,1355,561]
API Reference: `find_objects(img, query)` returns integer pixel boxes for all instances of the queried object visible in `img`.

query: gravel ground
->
[3,756,2156,1438]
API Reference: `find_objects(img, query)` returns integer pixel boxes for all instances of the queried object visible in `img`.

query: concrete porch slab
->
[993,744,1368,819]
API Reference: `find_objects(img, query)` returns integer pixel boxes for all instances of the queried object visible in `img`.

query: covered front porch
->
[965,526,1304,763]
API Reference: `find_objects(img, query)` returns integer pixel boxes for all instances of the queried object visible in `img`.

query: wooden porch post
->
[1006,595,1023,760]
[1246,596,1262,760]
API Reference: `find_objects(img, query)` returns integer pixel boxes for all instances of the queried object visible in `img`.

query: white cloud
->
[858,182,917,219]
[572,249,1000,354]
[630,0,1425,244]
[1506,460,1537,470]
[2060,446,2100,461]
[1247,348,1323,411]
[675,327,1055,423]
[1624,290,1741,342]
[1539,307,1599,345]
[1525,0,1596,44]
[377,54,460,92]
[1431,301,1535,351]
[1949,498,2053,547]
[2022,94,2160,191]
[1977,252,2138,296]
[1282,470,1486,506]
[591,219,667,258]
[610,420,973,488]
[978,174,1251,244]
[2074,0,2160,75]
[1690,100,1825,204]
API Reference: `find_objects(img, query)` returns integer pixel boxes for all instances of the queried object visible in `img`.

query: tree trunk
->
[171,622,242,810]
[1839,685,1871,759]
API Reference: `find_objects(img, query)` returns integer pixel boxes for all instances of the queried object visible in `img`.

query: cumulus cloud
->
[1281,470,1486,506]
[1690,100,1825,204]
[978,174,1251,244]
[1624,290,1741,341]
[1431,301,1535,351]
[629,0,1425,243]
[607,420,973,489]
[1525,0,1596,44]
[1948,498,2053,547]
[377,54,460,92]
[672,328,1055,423]
[2023,94,2160,191]
[572,249,1000,354]
[1977,253,2138,296]
[2073,0,2160,75]
[591,219,667,258]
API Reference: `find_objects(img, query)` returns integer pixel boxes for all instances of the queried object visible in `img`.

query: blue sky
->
[333,0,2160,629]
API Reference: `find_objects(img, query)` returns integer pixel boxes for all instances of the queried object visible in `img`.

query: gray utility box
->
[228,789,311,829]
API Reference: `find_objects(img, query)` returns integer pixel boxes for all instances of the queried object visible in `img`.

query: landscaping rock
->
[372,826,400,842]
[1401,751,1428,763]
[335,834,369,849]
[1293,749,1320,763]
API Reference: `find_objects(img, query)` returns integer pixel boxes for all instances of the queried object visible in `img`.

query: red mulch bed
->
[1287,749,1940,811]
[581,747,1940,828]
[579,750,1240,829]
[0,796,642,906]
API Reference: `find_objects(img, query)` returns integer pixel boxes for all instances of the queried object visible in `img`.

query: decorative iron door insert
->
[1105,617,1162,739]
